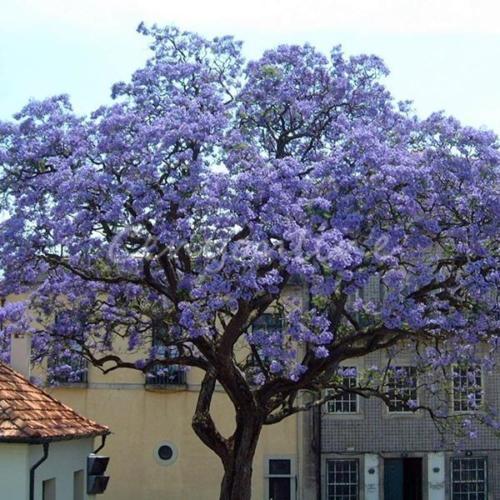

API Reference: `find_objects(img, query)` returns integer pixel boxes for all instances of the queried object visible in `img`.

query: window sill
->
[46,382,88,389]
[323,412,363,420]
[384,410,422,418]
[144,383,187,392]
[450,409,482,415]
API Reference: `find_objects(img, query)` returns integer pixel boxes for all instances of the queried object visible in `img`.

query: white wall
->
[427,452,445,500]
[29,438,96,500]
[364,453,380,500]
[0,443,30,500]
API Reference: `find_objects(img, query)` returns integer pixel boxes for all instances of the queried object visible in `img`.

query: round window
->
[158,445,173,460]
[154,441,178,466]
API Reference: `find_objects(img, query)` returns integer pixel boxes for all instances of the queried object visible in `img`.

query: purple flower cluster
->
[0,25,497,429]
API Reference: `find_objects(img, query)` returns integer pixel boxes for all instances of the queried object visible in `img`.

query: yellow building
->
[48,365,304,500]
[7,289,313,499]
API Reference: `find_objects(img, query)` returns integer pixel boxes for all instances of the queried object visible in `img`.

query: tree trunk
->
[191,371,264,500]
[219,414,263,500]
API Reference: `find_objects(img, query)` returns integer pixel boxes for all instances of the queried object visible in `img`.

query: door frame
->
[382,454,425,500]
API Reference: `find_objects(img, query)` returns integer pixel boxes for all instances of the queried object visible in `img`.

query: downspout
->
[316,401,322,500]
[93,434,107,454]
[29,442,49,500]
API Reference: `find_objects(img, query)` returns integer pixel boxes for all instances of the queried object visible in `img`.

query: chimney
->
[10,332,32,379]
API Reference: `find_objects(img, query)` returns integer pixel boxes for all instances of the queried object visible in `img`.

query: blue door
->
[384,459,404,500]
[384,458,423,500]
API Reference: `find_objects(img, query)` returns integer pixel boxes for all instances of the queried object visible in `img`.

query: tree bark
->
[219,414,263,500]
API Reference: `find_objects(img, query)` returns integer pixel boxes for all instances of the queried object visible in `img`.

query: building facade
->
[48,362,302,500]
[5,290,304,500]
[311,349,500,500]
[5,285,498,499]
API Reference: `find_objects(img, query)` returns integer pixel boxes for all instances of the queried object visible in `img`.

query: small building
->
[0,361,109,500]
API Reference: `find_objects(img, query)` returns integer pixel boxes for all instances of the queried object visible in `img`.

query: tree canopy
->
[0,24,498,499]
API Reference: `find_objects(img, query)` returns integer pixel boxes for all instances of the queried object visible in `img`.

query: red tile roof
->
[0,362,109,443]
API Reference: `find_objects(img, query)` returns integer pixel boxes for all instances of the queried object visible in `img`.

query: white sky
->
[1,0,499,132]
[5,0,500,34]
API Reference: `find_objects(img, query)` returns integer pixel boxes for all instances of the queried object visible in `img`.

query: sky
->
[1,0,500,133]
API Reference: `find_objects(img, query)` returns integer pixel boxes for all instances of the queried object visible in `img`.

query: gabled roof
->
[0,362,109,443]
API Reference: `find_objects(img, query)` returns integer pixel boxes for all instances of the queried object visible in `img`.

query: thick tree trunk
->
[218,414,263,500]
[191,371,264,500]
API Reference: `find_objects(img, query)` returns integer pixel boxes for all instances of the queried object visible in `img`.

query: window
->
[386,366,417,412]
[326,367,358,414]
[248,313,284,377]
[47,344,88,385]
[451,457,487,500]
[253,313,284,335]
[73,470,84,500]
[350,275,384,328]
[154,441,178,466]
[326,459,359,500]
[146,321,186,385]
[42,478,56,500]
[452,366,483,412]
[47,314,88,385]
[266,457,295,500]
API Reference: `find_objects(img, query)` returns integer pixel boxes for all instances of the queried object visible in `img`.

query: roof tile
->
[0,362,109,443]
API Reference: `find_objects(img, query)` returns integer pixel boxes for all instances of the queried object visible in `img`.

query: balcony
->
[145,367,186,388]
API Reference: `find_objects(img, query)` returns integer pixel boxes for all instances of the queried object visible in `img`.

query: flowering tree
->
[0,25,499,499]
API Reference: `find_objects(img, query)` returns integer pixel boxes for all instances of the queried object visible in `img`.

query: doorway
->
[384,457,423,500]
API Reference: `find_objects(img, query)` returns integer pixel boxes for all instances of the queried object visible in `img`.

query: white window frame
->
[385,365,418,414]
[326,458,360,500]
[264,455,296,500]
[451,364,484,414]
[325,366,359,415]
[450,456,488,500]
